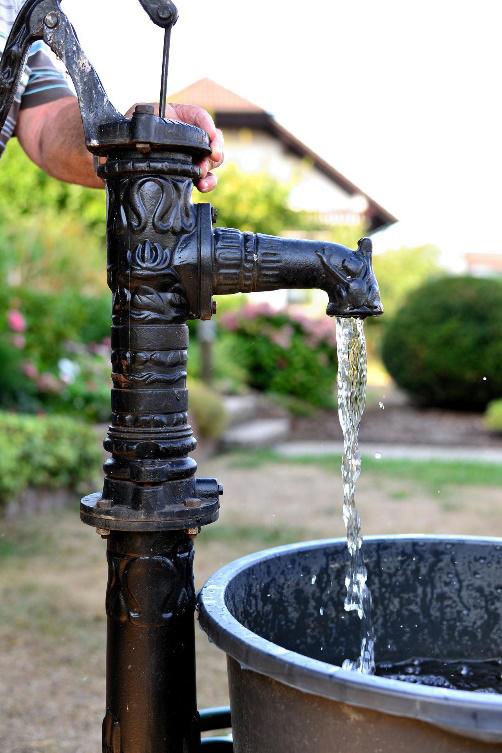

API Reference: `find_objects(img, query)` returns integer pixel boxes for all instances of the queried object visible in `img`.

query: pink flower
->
[271,325,294,349]
[22,362,38,380]
[220,312,239,331]
[11,334,26,349]
[37,373,61,394]
[241,302,274,320]
[8,309,26,333]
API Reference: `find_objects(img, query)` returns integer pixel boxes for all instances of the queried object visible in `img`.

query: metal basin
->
[198,536,502,752]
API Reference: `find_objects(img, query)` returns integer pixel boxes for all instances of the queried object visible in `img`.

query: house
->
[465,252,502,277]
[170,79,396,233]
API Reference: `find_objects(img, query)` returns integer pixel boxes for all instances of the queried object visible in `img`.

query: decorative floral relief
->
[112,370,187,388]
[128,240,172,272]
[106,549,195,626]
[111,350,187,371]
[129,285,188,322]
[121,177,196,236]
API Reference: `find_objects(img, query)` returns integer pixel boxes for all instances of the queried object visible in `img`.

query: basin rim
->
[198,534,502,743]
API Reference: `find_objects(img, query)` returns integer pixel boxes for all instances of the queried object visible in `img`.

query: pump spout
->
[209,228,383,318]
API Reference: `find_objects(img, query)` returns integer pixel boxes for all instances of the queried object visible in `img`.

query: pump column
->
[81,135,219,753]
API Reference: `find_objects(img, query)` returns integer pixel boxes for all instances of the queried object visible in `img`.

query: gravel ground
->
[1,454,502,752]
[292,403,502,448]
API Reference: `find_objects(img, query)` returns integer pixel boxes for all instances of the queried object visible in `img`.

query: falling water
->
[336,317,375,674]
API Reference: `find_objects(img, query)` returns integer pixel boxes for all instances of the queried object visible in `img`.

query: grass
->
[204,523,305,547]
[227,449,502,491]
[0,524,54,559]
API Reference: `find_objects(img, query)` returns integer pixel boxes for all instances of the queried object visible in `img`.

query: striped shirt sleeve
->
[20,42,74,110]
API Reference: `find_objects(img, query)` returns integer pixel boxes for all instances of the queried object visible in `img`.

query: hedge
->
[0,413,101,511]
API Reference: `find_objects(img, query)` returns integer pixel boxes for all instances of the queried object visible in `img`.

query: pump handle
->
[0,0,127,145]
[0,0,180,149]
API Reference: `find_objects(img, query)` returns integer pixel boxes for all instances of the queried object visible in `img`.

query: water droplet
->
[378,401,385,410]
[374,452,382,460]
[482,376,487,381]
[320,607,324,616]
[311,575,317,585]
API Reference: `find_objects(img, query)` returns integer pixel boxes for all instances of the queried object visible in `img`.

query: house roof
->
[170,78,397,231]
[171,78,264,114]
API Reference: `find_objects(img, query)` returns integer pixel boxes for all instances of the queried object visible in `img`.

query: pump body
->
[0,3,383,751]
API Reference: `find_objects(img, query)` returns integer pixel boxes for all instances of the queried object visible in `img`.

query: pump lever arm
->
[0,0,126,148]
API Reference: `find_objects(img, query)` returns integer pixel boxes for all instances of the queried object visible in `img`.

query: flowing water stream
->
[336,317,375,674]
[334,319,501,689]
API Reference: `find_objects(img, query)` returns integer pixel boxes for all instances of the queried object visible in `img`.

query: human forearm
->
[16,96,102,189]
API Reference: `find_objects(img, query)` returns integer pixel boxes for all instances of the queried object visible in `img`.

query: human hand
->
[126,102,224,192]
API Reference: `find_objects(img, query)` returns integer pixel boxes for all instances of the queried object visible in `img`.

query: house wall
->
[222,128,367,221]
[221,128,365,314]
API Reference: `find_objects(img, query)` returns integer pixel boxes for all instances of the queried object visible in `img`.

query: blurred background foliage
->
[0,412,101,509]
[373,244,441,319]
[0,137,501,508]
[0,141,106,294]
[217,303,338,409]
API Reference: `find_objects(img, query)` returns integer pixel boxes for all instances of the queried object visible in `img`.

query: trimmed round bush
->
[382,276,502,410]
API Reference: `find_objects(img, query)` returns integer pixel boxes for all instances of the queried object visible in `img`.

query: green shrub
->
[189,334,249,395]
[0,412,101,510]
[0,338,37,410]
[42,342,112,423]
[8,289,109,370]
[187,378,228,439]
[485,400,502,433]
[0,294,111,419]
[373,245,441,319]
[382,276,502,410]
[219,304,338,408]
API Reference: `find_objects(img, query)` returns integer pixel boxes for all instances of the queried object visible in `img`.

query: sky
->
[62,0,502,267]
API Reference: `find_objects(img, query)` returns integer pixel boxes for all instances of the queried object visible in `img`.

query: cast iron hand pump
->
[0,2,383,751]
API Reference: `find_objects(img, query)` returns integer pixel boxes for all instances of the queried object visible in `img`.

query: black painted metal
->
[200,739,234,751]
[210,230,382,318]
[199,707,232,733]
[0,0,125,146]
[0,2,384,752]
[199,707,233,753]
[103,531,199,753]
